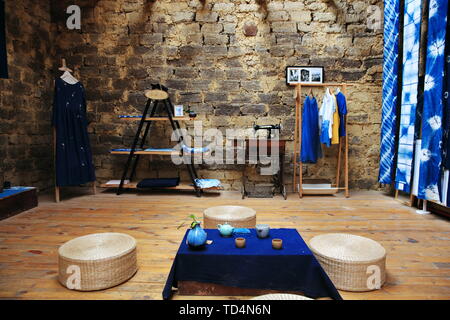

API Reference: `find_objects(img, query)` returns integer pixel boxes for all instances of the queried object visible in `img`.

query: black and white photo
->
[286,66,324,84]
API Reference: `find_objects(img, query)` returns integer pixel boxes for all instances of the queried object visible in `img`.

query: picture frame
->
[286,66,324,85]
[174,105,184,117]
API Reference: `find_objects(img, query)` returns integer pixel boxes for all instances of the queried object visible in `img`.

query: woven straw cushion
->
[309,233,386,292]
[58,233,137,291]
[251,294,312,300]
[203,205,256,229]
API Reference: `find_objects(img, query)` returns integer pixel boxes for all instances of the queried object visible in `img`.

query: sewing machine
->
[253,124,281,139]
[233,123,286,199]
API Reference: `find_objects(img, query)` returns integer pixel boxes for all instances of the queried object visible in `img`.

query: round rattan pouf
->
[251,294,312,300]
[58,233,138,291]
[203,205,256,229]
[309,233,386,292]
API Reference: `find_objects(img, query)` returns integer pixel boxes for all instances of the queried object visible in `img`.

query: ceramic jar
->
[187,223,207,248]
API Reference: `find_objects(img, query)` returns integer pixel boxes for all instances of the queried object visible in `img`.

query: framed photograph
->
[285,66,324,84]
[286,67,300,84]
[174,105,184,117]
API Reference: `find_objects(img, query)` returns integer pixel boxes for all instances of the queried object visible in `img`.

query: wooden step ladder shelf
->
[291,82,350,198]
[102,86,210,197]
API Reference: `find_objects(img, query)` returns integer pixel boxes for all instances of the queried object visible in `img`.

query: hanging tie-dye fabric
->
[395,0,422,193]
[418,0,449,201]
[379,0,401,184]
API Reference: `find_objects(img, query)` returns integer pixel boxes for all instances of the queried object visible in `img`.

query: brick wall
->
[2,0,384,192]
[0,0,54,191]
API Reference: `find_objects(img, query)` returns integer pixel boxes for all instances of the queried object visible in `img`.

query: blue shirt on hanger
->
[336,92,347,137]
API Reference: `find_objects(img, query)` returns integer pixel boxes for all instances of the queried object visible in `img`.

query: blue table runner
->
[163,228,342,300]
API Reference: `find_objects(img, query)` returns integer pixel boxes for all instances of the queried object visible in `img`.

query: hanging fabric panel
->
[442,1,450,171]
[418,0,449,201]
[395,0,422,193]
[0,0,8,79]
[379,0,401,184]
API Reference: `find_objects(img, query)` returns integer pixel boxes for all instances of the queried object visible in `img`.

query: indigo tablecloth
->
[162,228,342,300]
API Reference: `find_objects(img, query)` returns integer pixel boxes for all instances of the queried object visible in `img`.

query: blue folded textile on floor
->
[119,115,141,118]
[162,228,342,300]
[194,179,222,189]
[137,178,180,188]
[233,228,251,234]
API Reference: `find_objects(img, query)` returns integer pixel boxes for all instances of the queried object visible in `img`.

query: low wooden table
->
[163,228,342,300]
[0,187,38,220]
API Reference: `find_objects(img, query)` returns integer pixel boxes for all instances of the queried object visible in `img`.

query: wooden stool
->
[203,205,256,229]
[309,233,386,292]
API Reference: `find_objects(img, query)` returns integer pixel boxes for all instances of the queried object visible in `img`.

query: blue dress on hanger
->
[301,96,321,163]
[336,92,347,137]
[52,78,96,187]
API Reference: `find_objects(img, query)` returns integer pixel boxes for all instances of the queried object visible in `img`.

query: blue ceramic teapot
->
[187,216,207,248]
[217,223,234,237]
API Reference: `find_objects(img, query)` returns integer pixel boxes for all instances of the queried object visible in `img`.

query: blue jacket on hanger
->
[301,96,321,163]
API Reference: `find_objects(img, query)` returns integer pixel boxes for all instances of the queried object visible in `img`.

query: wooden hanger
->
[58,58,73,73]
[59,58,79,84]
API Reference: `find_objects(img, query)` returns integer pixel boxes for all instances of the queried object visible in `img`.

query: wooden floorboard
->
[0,189,449,300]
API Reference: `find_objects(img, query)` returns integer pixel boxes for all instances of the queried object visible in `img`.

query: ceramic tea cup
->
[235,237,246,248]
[272,238,282,250]
[256,224,270,238]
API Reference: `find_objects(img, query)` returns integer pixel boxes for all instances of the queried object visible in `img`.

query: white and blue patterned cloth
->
[194,179,222,189]
[395,0,422,193]
[379,0,401,184]
[418,0,449,201]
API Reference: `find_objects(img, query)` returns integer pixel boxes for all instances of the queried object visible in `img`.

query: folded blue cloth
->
[111,148,142,152]
[182,145,210,154]
[233,228,251,234]
[144,148,176,152]
[194,178,222,189]
[119,115,141,118]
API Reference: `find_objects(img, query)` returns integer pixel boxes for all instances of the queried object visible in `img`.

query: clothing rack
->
[292,83,350,198]
[54,58,96,202]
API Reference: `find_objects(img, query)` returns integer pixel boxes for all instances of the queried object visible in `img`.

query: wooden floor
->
[0,189,449,300]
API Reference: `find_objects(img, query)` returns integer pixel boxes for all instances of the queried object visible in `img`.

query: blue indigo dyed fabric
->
[162,229,342,300]
[301,96,321,163]
[379,0,400,184]
[395,0,422,193]
[418,0,449,201]
[52,78,96,187]
[336,92,348,137]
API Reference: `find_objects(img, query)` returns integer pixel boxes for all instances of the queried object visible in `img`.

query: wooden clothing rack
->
[54,58,96,202]
[292,83,350,198]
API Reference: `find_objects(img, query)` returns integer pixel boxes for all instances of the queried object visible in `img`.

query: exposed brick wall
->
[0,0,54,191]
[2,0,384,192]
